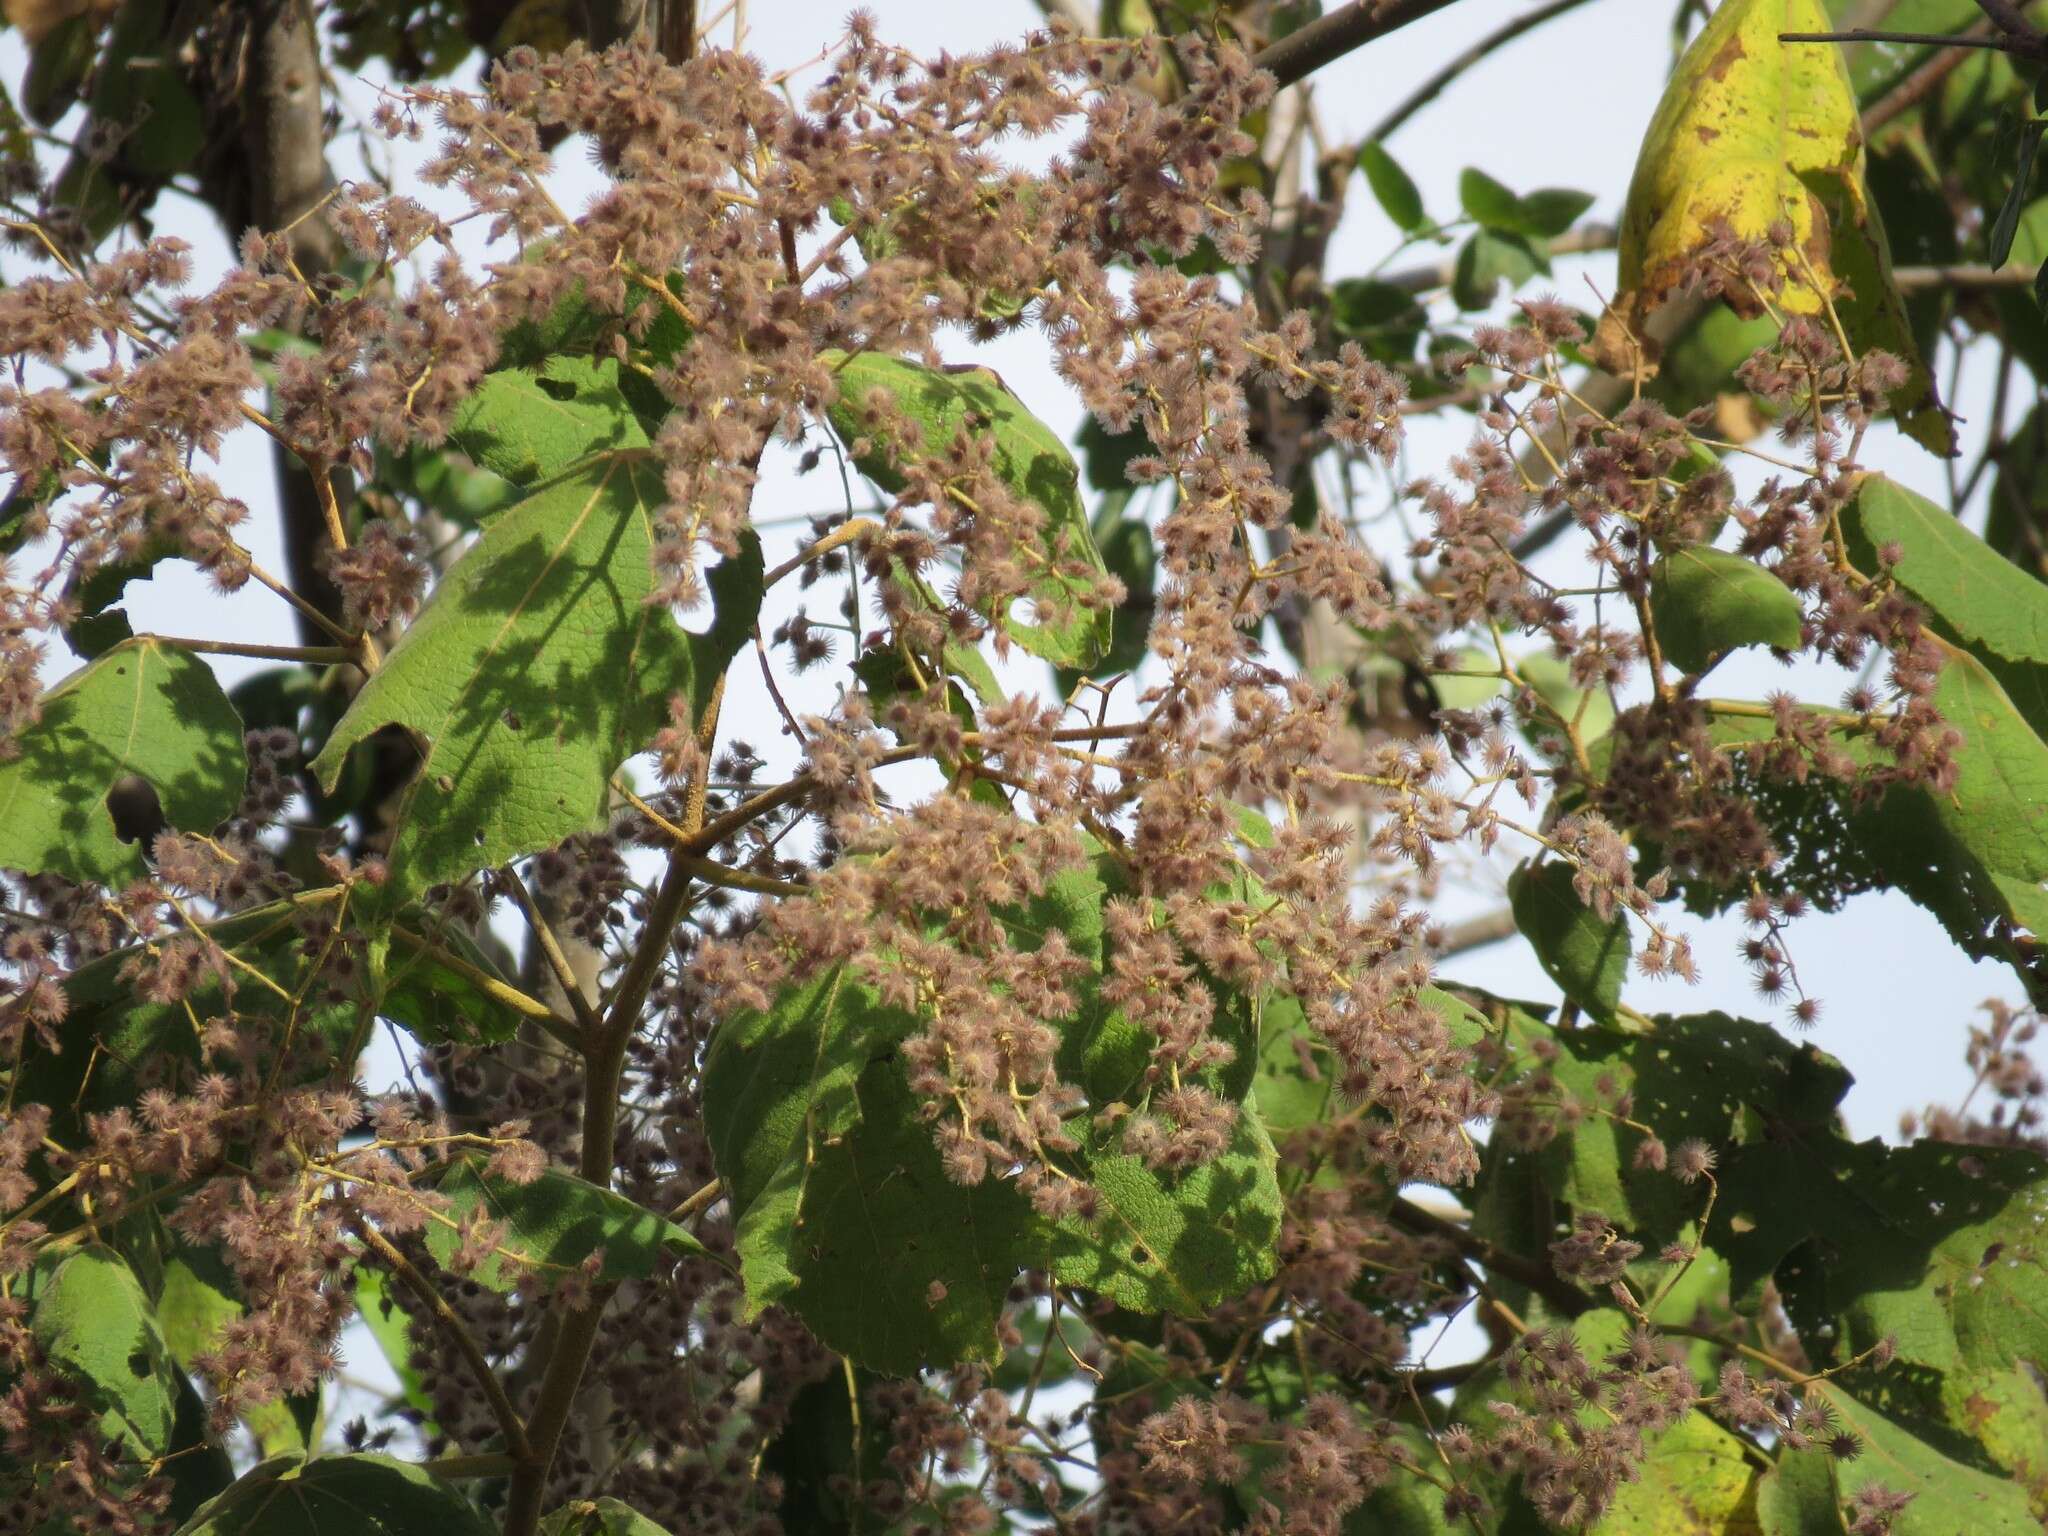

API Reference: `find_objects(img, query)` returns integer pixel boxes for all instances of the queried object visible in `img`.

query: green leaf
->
[703,962,917,1218]
[1598,1411,1765,1534]
[1473,996,1851,1255]
[1516,187,1597,239]
[383,444,520,529]
[1457,168,1592,239]
[822,351,1112,668]
[1686,646,2048,984]
[9,893,367,1149]
[1056,495,1154,690]
[159,1240,314,1456]
[1646,303,1785,421]
[1458,167,1522,230]
[1507,858,1631,1020]
[1517,650,1616,749]
[33,1245,177,1460]
[1650,544,1803,673]
[0,636,245,887]
[166,1369,237,1524]
[1077,416,1150,493]
[1991,122,2045,269]
[173,1453,494,1536]
[379,919,529,1046]
[90,29,202,181]
[1256,988,1485,1137]
[731,1056,1032,1374]
[1754,1438,1839,1536]
[22,11,96,127]
[1451,229,1545,309]
[1358,142,1425,231]
[1843,473,2048,739]
[448,355,649,486]
[1714,1138,2048,1368]
[705,855,1286,1368]
[420,1160,714,1293]
[1328,279,1429,364]
[1041,1110,1282,1314]
[540,1498,675,1536]
[62,537,182,660]
[309,456,764,911]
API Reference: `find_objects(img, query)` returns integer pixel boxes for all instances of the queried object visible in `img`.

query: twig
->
[1252,0,1465,89]
[1781,28,2015,50]
[1366,0,1593,143]
[500,866,605,1042]
[502,676,726,1536]
[1388,1195,1590,1317]
[666,1177,722,1223]
[354,1220,534,1464]
[136,634,354,663]
[1435,907,1517,957]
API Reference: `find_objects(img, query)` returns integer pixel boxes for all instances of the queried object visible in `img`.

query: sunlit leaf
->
[0,637,245,888]
[310,455,763,911]
[823,351,1112,668]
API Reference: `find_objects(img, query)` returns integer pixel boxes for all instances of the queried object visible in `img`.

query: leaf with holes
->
[310,455,763,912]
[0,637,245,888]
[448,355,648,486]
[823,351,1111,668]
[1471,994,1852,1262]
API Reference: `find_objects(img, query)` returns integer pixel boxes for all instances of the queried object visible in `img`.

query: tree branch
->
[1252,0,1465,88]
[1365,0,1593,143]
[1388,1195,1590,1318]
[354,1220,535,1464]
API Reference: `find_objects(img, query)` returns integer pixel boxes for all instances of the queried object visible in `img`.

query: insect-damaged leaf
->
[1608,0,1948,452]
[310,454,763,912]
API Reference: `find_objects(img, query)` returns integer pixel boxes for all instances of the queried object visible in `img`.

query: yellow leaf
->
[1609,0,1952,454]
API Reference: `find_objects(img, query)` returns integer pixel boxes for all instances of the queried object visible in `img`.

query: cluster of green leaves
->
[1468,990,2048,1533]
[702,848,1287,1374]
